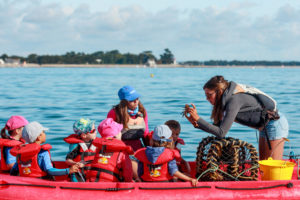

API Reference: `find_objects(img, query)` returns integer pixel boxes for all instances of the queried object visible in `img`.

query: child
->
[10,121,78,179]
[0,116,28,172]
[107,86,150,181]
[107,85,150,151]
[64,118,97,182]
[165,120,191,176]
[134,124,197,186]
[86,118,133,182]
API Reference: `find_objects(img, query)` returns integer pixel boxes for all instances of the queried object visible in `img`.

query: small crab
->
[181,104,191,117]
[182,104,199,127]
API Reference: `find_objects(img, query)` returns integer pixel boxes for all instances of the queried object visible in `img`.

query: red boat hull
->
[0,161,299,200]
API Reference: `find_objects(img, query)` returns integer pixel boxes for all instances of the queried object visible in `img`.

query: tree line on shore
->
[0,49,175,65]
[181,60,300,66]
[1,49,300,66]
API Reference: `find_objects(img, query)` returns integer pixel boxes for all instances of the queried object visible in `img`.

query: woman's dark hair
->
[114,100,146,129]
[203,75,229,125]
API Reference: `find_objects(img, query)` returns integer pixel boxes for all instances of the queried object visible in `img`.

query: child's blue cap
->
[73,118,95,135]
[152,125,172,142]
[118,85,141,101]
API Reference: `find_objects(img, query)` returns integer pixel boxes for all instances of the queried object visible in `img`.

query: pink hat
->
[5,116,29,131]
[98,118,123,138]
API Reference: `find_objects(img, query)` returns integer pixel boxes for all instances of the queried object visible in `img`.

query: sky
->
[1,0,300,61]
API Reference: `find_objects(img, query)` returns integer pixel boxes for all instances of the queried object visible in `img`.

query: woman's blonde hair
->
[203,75,229,125]
[113,100,146,129]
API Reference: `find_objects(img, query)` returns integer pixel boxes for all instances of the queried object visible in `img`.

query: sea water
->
[0,67,299,161]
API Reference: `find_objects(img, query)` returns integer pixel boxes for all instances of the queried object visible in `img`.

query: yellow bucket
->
[259,158,295,180]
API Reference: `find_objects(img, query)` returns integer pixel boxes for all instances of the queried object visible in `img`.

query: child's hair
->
[165,120,181,131]
[0,128,11,139]
[152,138,173,149]
[114,100,146,129]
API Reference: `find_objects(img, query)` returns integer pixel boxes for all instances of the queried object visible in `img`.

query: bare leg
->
[269,139,285,160]
[259,136,267,160]
[131,160,139,181]
[259,137,285,160]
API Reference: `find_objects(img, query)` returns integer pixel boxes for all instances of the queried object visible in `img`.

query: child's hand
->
[69,164,79,174]
[134,177,142,182]
[77,162,85,168]
[190,178,198,187]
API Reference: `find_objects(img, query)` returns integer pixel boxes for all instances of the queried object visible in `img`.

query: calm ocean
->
[0,67,299,161]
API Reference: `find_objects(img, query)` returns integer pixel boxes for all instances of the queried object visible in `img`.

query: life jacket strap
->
[81,152,96,157]
[147,164,162,171]
[100,145,107,154]
[89,167,124,182]
[80,152,96,164]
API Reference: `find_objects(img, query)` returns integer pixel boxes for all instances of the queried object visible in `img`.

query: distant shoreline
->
[1,63,300,68]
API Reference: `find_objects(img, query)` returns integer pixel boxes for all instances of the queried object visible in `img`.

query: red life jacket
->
[86,138,133,182]
[174,138,185,153]
[10,143,52,178]
[0,138,25,172]
[64,134,96,166]
[134,148,180,182]
[174,138,185,164]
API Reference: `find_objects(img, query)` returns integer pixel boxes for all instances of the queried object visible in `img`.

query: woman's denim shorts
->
[259,112,289,140]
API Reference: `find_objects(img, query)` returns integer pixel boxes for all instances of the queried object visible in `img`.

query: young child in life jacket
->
[165,120,191,177]
[10,121,79,179]
[86,118,133,182]
[0,116,28,173]
[134,125,197,186]
[64,118,97,182]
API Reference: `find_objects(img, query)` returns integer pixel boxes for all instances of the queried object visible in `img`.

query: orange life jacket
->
[10,143,52,178]
[86,138,133,182]
[134,148,180,182]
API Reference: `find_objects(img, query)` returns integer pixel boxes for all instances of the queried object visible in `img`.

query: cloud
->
[1,1,300,60]
[174,4,300,60]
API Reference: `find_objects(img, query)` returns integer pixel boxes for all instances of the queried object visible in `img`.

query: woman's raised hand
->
[184,104,199,127]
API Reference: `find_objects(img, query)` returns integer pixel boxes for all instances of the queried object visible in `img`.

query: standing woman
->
[185,75,288,160]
